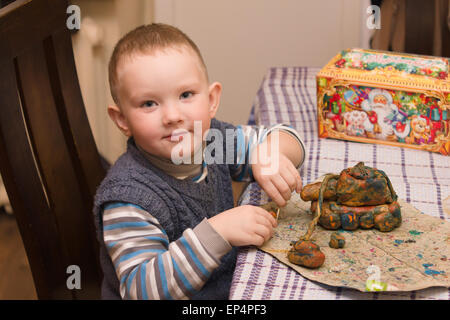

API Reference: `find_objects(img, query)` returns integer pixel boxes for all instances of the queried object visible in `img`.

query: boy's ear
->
[208,81,222,119]
[107,105,131,137]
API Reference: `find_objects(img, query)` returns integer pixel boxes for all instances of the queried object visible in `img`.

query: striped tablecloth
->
[229,67,450,300]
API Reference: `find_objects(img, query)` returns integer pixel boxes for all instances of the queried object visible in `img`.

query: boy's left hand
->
[251,151,302,208]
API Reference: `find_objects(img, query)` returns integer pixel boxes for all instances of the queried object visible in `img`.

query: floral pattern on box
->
[335,49,449,80]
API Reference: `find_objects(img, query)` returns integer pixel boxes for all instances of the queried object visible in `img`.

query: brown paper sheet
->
[259,193,450,292]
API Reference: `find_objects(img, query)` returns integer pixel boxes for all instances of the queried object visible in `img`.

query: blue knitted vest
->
[93,118,238,300]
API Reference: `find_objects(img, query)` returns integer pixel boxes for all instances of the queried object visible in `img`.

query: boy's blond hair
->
[108,23,208,105]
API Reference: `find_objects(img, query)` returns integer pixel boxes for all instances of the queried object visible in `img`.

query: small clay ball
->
[340,212,359,230]
[287,240,325,268]
[374,211,396,232]
[318,209,342,230]
[329,232,345,249]
[359,211,375,229]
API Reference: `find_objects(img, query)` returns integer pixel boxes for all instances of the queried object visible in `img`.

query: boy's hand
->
[208,205,277,247]
[251,143,302,207]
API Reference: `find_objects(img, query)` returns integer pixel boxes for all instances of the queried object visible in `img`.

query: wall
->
[70,0,372,163]
[71,0,154,164]
[154,0,372,125]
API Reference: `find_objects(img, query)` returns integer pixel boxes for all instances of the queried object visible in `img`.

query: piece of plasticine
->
[287,240,325,268]
[329,232,346,249]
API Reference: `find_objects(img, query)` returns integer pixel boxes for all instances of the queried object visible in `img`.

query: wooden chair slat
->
[0,60,73,299]
[0,0,65,64]
[0,0,104,299]
[15,43,101,299]
[49,29,106,200]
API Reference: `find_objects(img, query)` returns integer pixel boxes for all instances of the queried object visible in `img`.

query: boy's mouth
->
[164,129,189,142]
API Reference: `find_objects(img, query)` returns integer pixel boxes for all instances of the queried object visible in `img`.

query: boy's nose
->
[162,103,183,125]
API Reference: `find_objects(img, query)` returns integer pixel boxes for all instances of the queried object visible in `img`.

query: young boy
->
[93,23,306,300]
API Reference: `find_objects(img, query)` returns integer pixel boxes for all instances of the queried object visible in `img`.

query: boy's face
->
[109,46,221,160]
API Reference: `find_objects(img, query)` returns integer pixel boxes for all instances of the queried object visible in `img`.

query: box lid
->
[317,48,450,92]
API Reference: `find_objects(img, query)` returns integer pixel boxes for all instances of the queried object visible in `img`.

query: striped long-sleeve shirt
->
[102,123,305,299]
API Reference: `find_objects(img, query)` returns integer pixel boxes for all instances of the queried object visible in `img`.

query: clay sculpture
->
[302,162,401,232]
[287,240,325,268]
[329,232,345,249]
[287,162,401,269]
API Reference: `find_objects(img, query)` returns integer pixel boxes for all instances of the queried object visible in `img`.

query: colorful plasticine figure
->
[288,162,401,269]
[310,200,401,232]
[329,232,345,249]
[287,240,325,269]
[300,162,401,233]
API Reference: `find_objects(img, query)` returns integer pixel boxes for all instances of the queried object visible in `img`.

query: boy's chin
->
[169,142,203,165]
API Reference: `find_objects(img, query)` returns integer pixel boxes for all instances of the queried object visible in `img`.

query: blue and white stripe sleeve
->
[230,123,305,182]
[102,202,229,300]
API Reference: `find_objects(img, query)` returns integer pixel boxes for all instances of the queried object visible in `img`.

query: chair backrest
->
[0,0,105,299]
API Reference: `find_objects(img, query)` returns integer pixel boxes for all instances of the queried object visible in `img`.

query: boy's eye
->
[180,91,193,99]
[142,100,156,108]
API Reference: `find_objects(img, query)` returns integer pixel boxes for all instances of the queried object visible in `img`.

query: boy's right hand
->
[208,205,277,247]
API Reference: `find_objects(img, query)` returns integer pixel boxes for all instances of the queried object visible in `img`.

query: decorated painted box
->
[316,48,450,155]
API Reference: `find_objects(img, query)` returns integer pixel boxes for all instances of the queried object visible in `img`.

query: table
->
[229,66,450,300]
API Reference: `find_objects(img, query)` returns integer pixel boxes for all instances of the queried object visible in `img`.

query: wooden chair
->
[0,0,105,299]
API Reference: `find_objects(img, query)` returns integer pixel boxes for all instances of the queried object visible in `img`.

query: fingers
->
[252,234,266,247]
[248,207,276,246]
[286,164,303,193]
[280,166,297,193]
[235,206,277,246]
[251,219,274,246]
[254,206,277,227]
[253,223,273,242]
[270,165,303,206]
[261,179,287,207]
[270,174,292,206]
